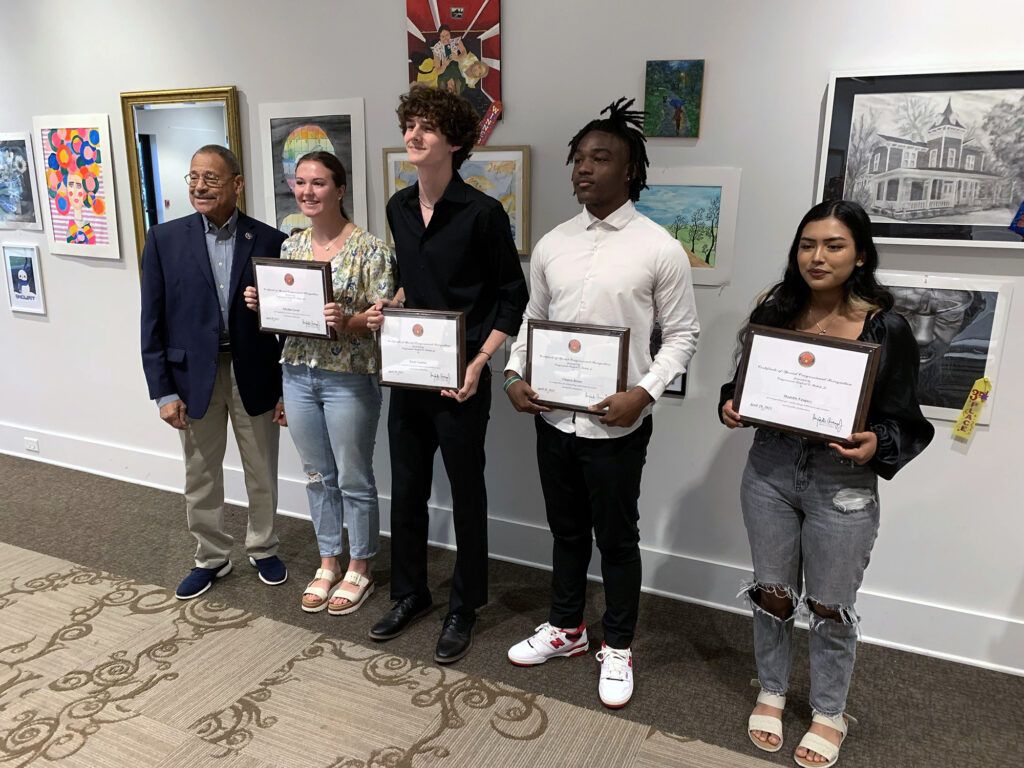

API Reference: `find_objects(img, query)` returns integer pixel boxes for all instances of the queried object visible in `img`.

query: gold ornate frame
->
[120,86,245,267]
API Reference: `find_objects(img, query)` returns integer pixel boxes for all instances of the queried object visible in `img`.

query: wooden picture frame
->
[733,325,881,446]
[376,308,467,392]
[121,87,244,266]
[525,319,630,413]
[382,145,530,254]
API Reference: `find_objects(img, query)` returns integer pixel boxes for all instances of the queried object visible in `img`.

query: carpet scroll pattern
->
[0,543,769,767]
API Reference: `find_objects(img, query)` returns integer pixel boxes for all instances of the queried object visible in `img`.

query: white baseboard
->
[2,422,1021,677]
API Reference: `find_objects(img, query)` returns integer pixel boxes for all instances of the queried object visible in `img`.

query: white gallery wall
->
[2,0,1022,674]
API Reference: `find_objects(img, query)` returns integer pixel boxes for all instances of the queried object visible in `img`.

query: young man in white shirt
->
[503,99,700,708]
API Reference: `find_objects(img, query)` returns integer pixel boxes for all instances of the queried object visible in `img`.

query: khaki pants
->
[180,353,280,568]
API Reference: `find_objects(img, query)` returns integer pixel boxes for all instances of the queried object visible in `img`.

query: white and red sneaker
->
[507,622,589,666]
[595,643,633,708]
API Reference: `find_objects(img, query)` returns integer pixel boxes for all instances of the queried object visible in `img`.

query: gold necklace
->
[418,196,435,210]
[313,223,349,254]
[810,308,833,335]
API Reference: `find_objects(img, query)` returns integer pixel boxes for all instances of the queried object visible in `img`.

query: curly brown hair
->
[396,85,480,170]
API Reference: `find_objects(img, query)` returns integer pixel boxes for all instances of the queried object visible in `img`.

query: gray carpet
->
[1,453,1022,767]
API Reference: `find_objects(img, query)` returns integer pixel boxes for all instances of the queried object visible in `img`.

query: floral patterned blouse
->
[280,226,396,373]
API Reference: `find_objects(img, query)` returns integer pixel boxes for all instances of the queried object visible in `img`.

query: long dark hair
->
[295,151,349,220]
[749,200,892,329]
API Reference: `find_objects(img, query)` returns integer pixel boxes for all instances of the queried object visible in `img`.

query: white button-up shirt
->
[507,201,700,438]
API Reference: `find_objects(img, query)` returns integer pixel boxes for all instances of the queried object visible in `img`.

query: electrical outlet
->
[24,437,39,453]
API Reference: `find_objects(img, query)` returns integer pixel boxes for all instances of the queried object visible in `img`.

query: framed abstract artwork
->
[406,0,502,124]
[32,114,120,260]
[643,59,705,138]
[258,98,367,235]
[635,166,741,286]
[877,270,1014,423]
[0,132,43,231]
[3,243,45,315]
[818,67,1024,248]
[382,145,530,254]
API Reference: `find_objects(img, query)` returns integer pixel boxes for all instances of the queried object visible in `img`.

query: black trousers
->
[387,368,491,614]
[536,414,653,649]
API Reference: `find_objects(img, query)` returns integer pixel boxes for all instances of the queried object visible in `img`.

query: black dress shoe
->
[434,611,476,664]
[368,594,433,640]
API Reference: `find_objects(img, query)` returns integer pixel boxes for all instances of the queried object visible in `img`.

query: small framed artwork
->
[3,243,45,314]
[643,59,705,138]
[382,145,530,254]
[258,98,367,236]
[649,320,687,398]
[635,166,741,286]
[0,132,43,230]
[32,114,120,259]
[877,270,1014,423]
[818,67,1024,248]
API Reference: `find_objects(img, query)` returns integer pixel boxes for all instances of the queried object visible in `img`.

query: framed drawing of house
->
[635,167,741,286]
[877,270,1013,423]
[818,67,1024,248]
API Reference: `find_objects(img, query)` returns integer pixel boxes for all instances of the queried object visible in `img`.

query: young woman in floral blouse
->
[246,151,395,615]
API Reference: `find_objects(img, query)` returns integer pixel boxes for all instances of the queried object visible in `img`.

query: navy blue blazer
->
[140,211,288,419]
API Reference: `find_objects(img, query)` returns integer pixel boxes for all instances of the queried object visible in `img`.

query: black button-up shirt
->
[386,173,528,355]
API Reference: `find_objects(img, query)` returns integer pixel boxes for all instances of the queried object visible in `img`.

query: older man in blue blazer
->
[141,145,288,600]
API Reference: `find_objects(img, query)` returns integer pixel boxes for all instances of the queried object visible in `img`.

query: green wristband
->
[503,375,523,393]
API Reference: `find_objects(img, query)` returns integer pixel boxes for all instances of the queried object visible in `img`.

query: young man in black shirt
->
[366,86,527,663]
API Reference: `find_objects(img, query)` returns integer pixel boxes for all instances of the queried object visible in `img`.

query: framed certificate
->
[251,258,332,339]
[376,308,466,391]
[525,320,630,412]
[734,325,881,445]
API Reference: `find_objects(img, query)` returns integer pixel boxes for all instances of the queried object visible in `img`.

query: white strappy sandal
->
[794,712,851,768]
[747,681,786,753]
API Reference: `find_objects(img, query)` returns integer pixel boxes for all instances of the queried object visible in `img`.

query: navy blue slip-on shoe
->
[175,561,232,600]
[248,555,288,586]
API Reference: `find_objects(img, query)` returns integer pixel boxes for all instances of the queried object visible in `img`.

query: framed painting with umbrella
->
[643,60,705,138]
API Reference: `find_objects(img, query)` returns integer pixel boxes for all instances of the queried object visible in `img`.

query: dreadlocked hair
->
[566,97,649,201]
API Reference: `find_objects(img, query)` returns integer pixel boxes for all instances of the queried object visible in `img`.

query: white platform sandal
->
[301,567,342,613]
[747,680,786,753]
[327,571,374,616]
[794,712,850,768]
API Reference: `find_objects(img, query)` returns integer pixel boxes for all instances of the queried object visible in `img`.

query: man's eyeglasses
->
[185,172,236,189]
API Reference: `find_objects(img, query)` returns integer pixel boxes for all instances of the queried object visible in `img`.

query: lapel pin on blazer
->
[245,232,253,240]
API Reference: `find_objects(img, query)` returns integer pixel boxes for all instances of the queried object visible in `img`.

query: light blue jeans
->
[740,428,880,718]
[282,364,382,560]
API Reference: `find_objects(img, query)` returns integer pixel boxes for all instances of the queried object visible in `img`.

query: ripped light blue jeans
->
[282,364,381,560]
[740,428,879,718]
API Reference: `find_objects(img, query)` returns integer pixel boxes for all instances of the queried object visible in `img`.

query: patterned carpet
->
[0,542,772,768]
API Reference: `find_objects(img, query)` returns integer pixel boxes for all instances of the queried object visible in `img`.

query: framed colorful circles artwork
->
[32,114,120,259]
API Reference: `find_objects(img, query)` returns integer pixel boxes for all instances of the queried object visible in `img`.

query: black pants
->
[536,414,653,649]
[387,369,491,614]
